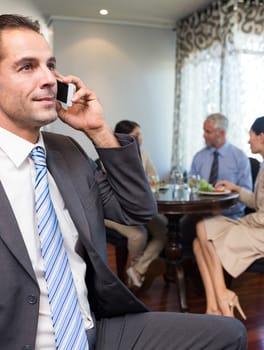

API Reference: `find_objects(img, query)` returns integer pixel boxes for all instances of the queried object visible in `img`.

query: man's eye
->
[48,63,56,71]
[22,64,32,70]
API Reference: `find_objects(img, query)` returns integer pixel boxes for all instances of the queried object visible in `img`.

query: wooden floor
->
[107,244,264,350]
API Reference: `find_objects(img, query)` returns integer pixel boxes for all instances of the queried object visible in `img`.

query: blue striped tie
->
[31,146,89,350]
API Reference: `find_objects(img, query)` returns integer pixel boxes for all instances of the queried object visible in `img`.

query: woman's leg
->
[134,214,167,276]
[104,219,148,286]
[104,219,148,266]
[193,238,220,315]
[196,221,235,317]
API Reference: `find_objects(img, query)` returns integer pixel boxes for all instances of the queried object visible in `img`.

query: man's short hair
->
[0,14,40,61]
[206,113,228,131]
[0,14,40,32]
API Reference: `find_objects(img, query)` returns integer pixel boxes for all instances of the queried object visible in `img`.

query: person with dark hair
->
[0,13,247,350]
[114,119,159,178]
[105,119,168,288]
[193,116,264,319]
[114,119,139,134]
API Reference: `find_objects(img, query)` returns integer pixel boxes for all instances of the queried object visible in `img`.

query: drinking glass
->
[170,170,183,185]
[149,175,160,193]
[188,174,201,193]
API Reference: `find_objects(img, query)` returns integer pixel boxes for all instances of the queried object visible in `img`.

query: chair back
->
[246,157,264,272]
[245,158,260,215]
[249,157,260,188]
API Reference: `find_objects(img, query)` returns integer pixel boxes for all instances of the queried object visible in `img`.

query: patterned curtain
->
[172,0,264,173]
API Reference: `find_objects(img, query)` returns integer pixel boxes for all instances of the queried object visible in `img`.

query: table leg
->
[164,214,188,312]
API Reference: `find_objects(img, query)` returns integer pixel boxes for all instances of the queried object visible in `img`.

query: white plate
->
[199,189,231,195]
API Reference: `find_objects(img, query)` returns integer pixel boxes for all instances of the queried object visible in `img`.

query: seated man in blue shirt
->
[180,113,252,256]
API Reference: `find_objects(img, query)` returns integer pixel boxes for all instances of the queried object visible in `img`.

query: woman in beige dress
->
[194,116,264,320]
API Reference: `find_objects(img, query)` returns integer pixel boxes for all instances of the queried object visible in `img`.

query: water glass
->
[188,174,201,193]
[170,171,184,187]
[149,175,160,193]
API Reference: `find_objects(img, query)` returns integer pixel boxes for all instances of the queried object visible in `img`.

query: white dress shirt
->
[0,127,93,349]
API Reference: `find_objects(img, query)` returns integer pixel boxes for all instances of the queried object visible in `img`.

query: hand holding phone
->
[56,80,76,108]
[55,76,113,147]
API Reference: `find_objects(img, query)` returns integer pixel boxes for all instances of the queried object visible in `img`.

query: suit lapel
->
[0,182,37,281]
[0,138,94,284]
[45,147,91,240]
[0,146,91,279]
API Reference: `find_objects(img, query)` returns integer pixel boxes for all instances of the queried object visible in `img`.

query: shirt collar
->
[0,127,45,168]
[208,141,229,157]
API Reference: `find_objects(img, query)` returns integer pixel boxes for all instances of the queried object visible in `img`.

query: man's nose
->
[39,67,56,87]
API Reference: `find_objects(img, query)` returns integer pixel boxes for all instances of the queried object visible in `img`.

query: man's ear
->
[218,129,225,138]
[260,132,264,144]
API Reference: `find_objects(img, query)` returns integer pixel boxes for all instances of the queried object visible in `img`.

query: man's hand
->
[56,73,119,148]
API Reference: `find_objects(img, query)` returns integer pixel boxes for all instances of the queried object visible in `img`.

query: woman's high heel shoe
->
[126,267,144,288]
[229,295,247,320]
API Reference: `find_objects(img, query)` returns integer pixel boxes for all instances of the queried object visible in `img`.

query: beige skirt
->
[204,215,264,278]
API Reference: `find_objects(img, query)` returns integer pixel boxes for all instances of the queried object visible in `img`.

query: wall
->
[0,2,175,179]
[48,18,176,179]
[0,0,49,40]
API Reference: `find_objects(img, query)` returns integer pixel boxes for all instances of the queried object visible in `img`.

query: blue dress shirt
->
[190,142,252,218]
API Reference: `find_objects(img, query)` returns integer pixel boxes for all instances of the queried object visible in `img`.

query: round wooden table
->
[156,184,239,312]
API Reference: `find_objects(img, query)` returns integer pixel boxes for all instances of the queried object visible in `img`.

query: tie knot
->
[213,150,219,157]
[31,146,47,169]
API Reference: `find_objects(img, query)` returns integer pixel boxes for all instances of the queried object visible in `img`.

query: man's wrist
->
[85,125,120,148]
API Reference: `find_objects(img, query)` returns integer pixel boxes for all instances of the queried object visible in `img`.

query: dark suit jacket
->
[0,131,157,349]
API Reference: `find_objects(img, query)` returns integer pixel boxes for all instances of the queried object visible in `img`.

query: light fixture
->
[99,9,109,16]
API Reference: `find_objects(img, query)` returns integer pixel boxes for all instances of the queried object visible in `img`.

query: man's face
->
[0,28,58,141]
[203,120,221,147]
[249,129,262,154]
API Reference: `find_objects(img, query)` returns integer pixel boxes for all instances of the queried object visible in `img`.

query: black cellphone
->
[56,79,76,107]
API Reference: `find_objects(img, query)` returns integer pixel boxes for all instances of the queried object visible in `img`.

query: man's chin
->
[37,113,58,127]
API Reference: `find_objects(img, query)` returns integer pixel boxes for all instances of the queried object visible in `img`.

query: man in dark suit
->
[0,14,247,350]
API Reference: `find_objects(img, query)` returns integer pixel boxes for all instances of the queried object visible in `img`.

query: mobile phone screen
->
[56,80,68,103]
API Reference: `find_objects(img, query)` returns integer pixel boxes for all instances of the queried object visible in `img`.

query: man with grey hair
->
[180,113,252,270]
[190,113,252,217]
[206,113,228,132]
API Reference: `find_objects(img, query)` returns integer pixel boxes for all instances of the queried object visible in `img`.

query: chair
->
[224,256,264,289]
[246,258,264,273]
[244,157,260,214]
[249,157,260,184]
[245,157,264,272]
[106,227,128,283]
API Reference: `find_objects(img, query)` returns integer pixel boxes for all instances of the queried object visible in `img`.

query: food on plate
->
[199,179,226,193]
[199,179,214,192]
[159,181,169,190]
[213,186,225,192]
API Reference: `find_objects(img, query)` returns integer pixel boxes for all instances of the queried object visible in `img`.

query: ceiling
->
[34,0,214,28]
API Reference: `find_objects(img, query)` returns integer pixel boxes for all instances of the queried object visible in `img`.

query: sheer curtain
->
[172,0,264,172]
